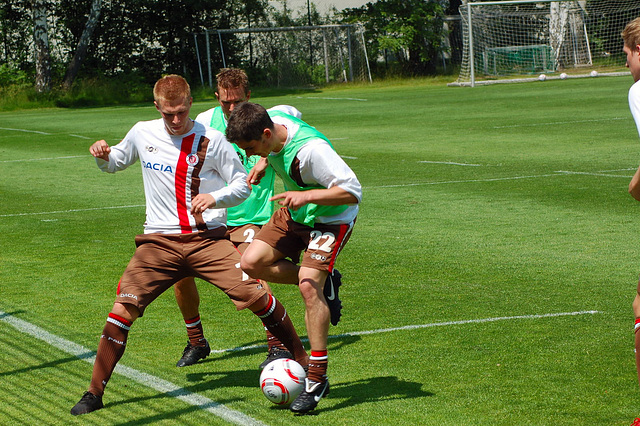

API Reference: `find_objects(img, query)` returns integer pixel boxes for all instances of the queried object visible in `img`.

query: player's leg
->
[71,302,139,415]
[290,267,331,414]
[173,277,210,367]
[192,236,308,368]
[232,226,292,366]
[248,293,308,369]
[241,239,299,284]
[633,286,640,386]
[72,233,184,415]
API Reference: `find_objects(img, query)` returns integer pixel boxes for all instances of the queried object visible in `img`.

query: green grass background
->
[1,75,640,425]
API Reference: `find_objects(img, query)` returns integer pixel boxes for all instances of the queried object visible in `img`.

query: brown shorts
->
[115,228,267,315]
[255,207,355,272]
[227,223,262,255]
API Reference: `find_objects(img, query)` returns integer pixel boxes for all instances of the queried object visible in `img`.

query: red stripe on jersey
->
[175,133,196,233]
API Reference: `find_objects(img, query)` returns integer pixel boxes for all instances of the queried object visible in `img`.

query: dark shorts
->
[227,223,262,255]
[255,207,355,272]
[115,228,267,315]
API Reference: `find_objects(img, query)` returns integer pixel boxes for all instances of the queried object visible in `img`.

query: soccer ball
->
[259,358,306,405]
[560,72,567,80]
[590,70,599,77]
[538,74,546,81]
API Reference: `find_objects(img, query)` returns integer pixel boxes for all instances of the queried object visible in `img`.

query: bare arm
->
[247,157,269,187]
[270,186,358,211]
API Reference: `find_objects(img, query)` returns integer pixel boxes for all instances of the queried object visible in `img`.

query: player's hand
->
[191,193,216,214]
[90,140,111,161]
[270,191,310,210]
[247,157,269,187]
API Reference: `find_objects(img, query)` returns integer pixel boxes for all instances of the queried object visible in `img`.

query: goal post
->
[193,24,372,89]
[455,0,640,87]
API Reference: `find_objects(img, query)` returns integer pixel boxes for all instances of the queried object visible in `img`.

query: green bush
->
[0,64,29,87]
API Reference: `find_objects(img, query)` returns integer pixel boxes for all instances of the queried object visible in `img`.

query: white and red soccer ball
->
[259,358,306,405]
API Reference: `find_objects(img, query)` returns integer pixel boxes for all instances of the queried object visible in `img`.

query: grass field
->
[2,75,640,425]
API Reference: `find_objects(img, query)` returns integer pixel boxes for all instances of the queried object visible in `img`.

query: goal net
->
[193,24,372,89]
[455,0,640,86]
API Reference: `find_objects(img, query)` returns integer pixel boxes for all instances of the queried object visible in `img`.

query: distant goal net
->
[193,24,372,89]
[454,0,640,86]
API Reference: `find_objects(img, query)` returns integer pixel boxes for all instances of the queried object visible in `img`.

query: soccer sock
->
[307,350,328,384]
[264,326,287,351]
[185,315,206,347]
[254,294,308,367]
[88,313,132,397]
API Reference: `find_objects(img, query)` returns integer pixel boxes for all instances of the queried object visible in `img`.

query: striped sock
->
[88,313,132,397]
[307,350,328,383]
[254,295,308,368]
[185,315,206,347]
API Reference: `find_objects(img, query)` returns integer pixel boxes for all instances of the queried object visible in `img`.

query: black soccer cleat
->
[70,391,103,416]
[290,378,330,414]
[176,339,211,367]
[323,269,342,326]
[259,346,294,369]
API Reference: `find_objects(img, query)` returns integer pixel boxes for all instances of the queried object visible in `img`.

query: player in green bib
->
[172,69,302,368]
[226,102,362,414]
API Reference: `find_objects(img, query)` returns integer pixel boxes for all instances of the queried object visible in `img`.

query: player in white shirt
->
[70,75,307,416]
[624,22,640,426]
[170,68,308,369]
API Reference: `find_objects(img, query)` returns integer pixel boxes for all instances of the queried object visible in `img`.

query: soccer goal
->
[193,24,372,89]
[454,0,640,86]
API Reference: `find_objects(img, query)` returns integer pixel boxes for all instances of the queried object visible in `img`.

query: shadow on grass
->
[178,332,364,370]
[306,376,435,415]
[106,371,432,423]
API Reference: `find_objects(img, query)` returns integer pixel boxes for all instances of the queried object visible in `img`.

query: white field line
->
[419,161,482,166]
[69,134,93,139]
[207,310,600,354]
[0,310,267,426]
[370,173,562,189]
[293,96,367,101]
[0,155,88,163]
[0,205,144,218]
[493,117,628,129]
[556,170,632,178]
[1,170,630,219]
[0,127,52,135]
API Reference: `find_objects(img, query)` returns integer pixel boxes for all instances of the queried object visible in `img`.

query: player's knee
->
[634,294,640,313]
[240,251,264,277]
[112,302,140,323]
[298,279,320,302]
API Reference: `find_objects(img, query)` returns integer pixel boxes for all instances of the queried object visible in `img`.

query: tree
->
[32,0,51,92]
[341,0,447,75]
[62,0,101,90]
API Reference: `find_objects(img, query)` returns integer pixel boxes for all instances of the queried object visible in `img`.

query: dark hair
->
[226,102,274,143]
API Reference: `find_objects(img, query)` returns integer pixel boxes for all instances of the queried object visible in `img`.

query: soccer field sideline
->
[1,308,601,422]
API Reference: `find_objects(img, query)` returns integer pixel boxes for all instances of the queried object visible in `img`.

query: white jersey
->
[630,79,640,136]
[270,114,362,225]
[96,119,249,234]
